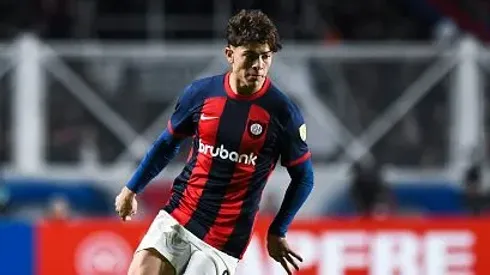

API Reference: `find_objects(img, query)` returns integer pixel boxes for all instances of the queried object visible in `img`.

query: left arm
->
[268,159,314,236]
[267,101,314,274]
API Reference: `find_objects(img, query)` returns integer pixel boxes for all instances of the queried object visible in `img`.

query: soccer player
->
[115,9,314,275]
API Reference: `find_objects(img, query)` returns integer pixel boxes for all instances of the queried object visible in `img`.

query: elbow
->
[289,159,314,187]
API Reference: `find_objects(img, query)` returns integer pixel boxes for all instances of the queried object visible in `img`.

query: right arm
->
[125,130,183,193]
[124,83,198,194]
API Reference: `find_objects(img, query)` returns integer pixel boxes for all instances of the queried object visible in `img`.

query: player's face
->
[225,43,273,89]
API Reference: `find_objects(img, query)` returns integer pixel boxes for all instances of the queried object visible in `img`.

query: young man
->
[115,9,314,275]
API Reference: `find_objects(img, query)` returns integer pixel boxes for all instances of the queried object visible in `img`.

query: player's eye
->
[261,54,270,60]
[244,53,257,59]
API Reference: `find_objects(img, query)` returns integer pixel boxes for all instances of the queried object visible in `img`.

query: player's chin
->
[245,75,263,84]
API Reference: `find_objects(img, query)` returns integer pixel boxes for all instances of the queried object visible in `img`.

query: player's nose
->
[251,58,265,70]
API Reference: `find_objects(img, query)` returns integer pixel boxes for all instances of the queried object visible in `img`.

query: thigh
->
[135,211,192,274]
[183,250,217,275]
[128,248,176,275]
[183,248,237,275]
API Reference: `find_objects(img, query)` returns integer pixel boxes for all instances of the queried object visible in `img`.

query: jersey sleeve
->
[280,102,311,167]
[167,83,198,138]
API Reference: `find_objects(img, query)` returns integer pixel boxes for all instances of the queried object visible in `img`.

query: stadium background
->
[1,0,490,274]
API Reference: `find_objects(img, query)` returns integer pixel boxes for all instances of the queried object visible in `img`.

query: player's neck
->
[228,73,265,95]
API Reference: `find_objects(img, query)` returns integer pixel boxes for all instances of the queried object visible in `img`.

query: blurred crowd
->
[0,0,487,41]
[0,0,479,41]
[347,160,490,217]
[0,0,433,41]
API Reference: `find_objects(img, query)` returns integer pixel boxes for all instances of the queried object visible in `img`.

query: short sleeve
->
[280,102,311,167]
[167,84,198,138]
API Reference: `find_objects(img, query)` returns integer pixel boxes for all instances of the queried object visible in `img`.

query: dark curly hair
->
[226,10,282,52]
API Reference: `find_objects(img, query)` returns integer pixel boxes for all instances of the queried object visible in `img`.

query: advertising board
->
[36,218,490,275]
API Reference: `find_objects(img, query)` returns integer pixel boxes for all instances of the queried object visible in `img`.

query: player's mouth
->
[247,74,263,80]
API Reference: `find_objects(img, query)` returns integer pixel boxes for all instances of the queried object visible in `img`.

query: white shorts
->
[135,210,239,275]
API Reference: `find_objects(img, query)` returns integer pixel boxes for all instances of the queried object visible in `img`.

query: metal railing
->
[0,35,484,185]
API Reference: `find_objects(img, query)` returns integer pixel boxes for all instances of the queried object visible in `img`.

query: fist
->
[114,187,138,221]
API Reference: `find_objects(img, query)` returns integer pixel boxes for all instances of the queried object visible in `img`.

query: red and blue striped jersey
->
[163,72,311,259]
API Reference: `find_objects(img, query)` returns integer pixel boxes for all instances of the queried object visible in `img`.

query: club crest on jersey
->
[248,120,266,138]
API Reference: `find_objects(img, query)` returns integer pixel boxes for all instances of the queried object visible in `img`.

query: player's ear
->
[224,46,234,64]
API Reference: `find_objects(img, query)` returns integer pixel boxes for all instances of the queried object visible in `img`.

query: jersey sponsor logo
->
[198,139,257,165]
[200,114,219,121]
[299,124,307,141]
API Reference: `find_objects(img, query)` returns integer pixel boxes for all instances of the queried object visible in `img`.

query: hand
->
[267,233,303,275]
[114,187,138,221]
